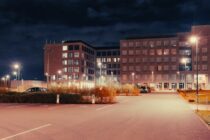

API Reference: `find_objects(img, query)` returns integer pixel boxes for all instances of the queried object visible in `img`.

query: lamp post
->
[97,62,102,85]
[82,73,86,89]
[189,36,199,111]
[177,71,180,89]
[13,71,17,80]
[181,58,187,90]
[5,75,10,88]
[1,77,6,87]
[45,72,49,88]
[13,63,21,92]
[131,72,135,86]
[57,70,62,80]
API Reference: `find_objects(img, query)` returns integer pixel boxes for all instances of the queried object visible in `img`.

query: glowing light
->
[98,62,102,67]
[13,63,20,69]
[189,36,198,44]
[57,70,62,74]
[181,58,187,64]
[6,75,10,79]
[13,71,17,75]
[131,72,135,76]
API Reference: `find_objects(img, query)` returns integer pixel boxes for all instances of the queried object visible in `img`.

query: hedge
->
[0,93,82,104]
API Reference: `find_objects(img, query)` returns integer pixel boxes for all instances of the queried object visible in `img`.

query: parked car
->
[24,87,48,93]
[140,86,151,93]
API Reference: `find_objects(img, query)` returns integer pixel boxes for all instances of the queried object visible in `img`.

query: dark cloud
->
[0,0,209,79]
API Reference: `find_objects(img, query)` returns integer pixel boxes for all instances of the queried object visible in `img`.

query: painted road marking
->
[96,105,113,111]
[0,124,52,140]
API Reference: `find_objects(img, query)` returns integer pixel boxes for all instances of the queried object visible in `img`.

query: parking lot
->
[0,94,209,140]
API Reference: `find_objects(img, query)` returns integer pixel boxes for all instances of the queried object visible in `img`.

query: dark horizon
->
[0,0,210,80]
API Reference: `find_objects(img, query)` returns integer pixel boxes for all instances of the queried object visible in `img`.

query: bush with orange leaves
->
[121,84,140,96]
[90,86,116,103]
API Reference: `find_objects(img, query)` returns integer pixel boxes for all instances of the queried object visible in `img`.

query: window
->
[68,60,74,65]
[171,57,176,62]
[202,47,207,53]
[122,74,127,81]
[157,49,162,55]
[122,66,127,71]
[142,58,148,62]
[171,65,177,70]
[74,45,79,50]
[164,40,169,46]
[128,50,134,55]
[136,58,141,62]
[143,66,147,71]
[163,65,169,71]
[142,50,148,55]
[74,67,79,72]
[129,58,134,63]
[63,67,67,72]
[136,66,141,71]
[62,60,67,65]
[74,60,79,65]
[62,53,68,58]
[122,58,127,63]
[202,65,208,70]
[163,57,169,62]
[136,50,141,55]
[156,57,162,62]
[68,52,73,58]
[74,52,79,58]
[149,66,154,71]
[107,58,111,62]
[68,67,73,73]
[202,56,208,61]
[62,45,68,51]
[122,42,127,47]
[156,41,161,46]
[122,50,127,55]
[150,57,155,62]
[171,40,177,46]
[171,49,177,55]
[163,49,169,55]
[150,49,155,55]
[129,66,134,71]
[157,65,162,71]
[113,58,117,62]
[128,42,134,47]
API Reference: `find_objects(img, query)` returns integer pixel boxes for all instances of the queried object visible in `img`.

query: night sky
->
[0,0,209,80]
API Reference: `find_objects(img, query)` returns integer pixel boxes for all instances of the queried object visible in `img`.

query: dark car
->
[24,87,48,93]
[140,86,151,93]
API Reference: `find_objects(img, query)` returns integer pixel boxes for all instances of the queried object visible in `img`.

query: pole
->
[185,62,187,90]
[196,40,199,111]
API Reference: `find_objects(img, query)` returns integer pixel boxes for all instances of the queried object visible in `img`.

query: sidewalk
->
[188,103,210,111]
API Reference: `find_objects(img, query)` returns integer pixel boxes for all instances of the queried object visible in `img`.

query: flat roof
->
[62,40,94,48]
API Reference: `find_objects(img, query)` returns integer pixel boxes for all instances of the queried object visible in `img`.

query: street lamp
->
[13,63,21,80]
[181,58,187,90]
[12,71,17,80]
[57,70,62,80]
[45,72,49,88]
[189,35,199,111]
[97,62,102,85]
[5,75,10,88]
[131,72,135,85]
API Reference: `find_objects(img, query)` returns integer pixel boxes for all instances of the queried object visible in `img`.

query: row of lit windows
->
[62,52,79,58]
[121,64,208,72]
[122,39,177,47]
[121,48,177,56]
[122,57,177,63]
[96,57,120,63]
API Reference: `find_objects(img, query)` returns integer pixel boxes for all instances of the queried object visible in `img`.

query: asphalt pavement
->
[0,93,209,140]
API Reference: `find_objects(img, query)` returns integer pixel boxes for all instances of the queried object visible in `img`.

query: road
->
[0,93,209,140]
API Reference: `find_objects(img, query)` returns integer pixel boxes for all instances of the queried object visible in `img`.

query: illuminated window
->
[129,42,134,47]
[156,41,161,46]
[129,58,134,63]
[74,60,79,65]
[163,49,169,55]
[62,60,67,65]
[129,66,134,71]
[163,65,169,71]
[157,65,162,71]
[136,50,141,55]
[68,67,73,73]
[122,42,127,47]
[62,45,68,51]
[122,58,127,63]
[74,52,79,58]
[157,57,162,62]
[122,66,127,71]
[68,60,73,65]
[157,49,162,55]
[107,58,111,62]
[62,53,68,58]
[202,65,208,70]
[63,67,67,72]
[74,67,79,72]
[164,40,169,46]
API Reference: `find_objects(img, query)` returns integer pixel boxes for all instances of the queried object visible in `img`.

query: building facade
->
[120,25,210,90]
[95,46,120,83]
[44,40,95,87]
[44,25,210,90]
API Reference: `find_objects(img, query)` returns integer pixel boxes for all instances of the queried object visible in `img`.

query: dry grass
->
[196,110,210,125]
[179,90,210,104]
